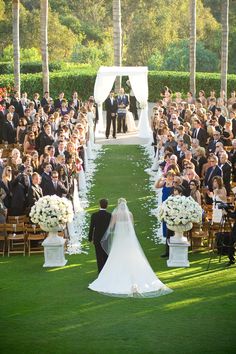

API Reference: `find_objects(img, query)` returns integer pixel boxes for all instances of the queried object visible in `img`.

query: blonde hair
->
[118,197,127,204]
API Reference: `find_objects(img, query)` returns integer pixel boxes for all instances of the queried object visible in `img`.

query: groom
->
[88,199,111,273]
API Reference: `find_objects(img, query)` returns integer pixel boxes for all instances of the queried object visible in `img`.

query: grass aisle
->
[1,145,236,354]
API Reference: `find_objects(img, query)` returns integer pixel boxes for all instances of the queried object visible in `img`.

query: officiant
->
[117,88,129,134]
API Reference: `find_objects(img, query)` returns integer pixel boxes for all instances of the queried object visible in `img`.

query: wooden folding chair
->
[6,223,26,256]
[0,224,6,256]
[25,224,46,256]
[7,215,29,224]
[189,222,210,251]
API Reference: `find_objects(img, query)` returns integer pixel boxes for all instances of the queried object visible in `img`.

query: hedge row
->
[0,62,62,74]
[0,70,236,101]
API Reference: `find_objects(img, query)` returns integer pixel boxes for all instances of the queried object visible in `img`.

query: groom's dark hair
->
[99,199,108,209]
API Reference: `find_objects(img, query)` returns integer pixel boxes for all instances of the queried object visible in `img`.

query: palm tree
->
[113,0,122,91]
[12,0,20,95]
[189,0,196,98]
[40,0,49,93]
[221,0,229,100]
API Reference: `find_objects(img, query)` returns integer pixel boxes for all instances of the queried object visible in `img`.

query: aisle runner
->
[142,143,165,244]
[67,146,104,254]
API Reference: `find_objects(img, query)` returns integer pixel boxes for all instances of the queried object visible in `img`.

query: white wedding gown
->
[126,111,137,132]
[88,201,172,298]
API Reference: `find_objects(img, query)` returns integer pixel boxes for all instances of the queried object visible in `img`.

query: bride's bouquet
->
[30,195,74,231]
[157,195,202,230]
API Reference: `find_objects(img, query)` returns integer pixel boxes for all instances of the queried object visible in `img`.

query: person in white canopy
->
[88,198,173,298]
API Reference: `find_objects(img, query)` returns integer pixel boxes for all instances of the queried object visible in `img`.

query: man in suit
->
[204,155,222,203]
[7,105,19,127]
[117,87,129,133]
[219,152,232,196]
[54,92,65,110]
[105,91,118,139]
[207,131,223,154]
[215,107,226,128]
[2,112,16,144]
[192,119,207,147]
[42,170,68,197]
[27,172,43,214]
[88,198,111,273]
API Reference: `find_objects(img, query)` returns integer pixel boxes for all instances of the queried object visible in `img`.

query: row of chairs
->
[0,223,47,257]
[188,216,233,252]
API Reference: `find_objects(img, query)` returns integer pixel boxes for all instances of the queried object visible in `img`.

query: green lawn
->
[1,145,236,354]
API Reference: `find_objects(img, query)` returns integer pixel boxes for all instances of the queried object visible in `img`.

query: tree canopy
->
[0,0,235,73]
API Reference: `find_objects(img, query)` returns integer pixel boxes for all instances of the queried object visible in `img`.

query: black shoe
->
[106,136,109,139]
[226,260,235,266]
[113,136,116,139]
[160,254,169,258]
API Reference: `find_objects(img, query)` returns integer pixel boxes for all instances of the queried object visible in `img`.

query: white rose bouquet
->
[30,195,74,232]
[157,195,202,230]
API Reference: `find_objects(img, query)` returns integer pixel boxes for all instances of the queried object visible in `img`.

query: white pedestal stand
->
[167,238,190,268]
[42,231,67,267]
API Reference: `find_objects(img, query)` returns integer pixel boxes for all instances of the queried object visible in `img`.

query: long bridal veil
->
[88,198,173,298]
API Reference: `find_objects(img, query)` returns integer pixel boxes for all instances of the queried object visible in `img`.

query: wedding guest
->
[23,131,36,154]
[9,173,28,216]
[207,176,227,223]
[219,151,232,196]
[0,166,13,209]
[16,117,27,144]
[189,179,202,206]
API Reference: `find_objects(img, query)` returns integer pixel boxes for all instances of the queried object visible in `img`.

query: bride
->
[88,198,172,298]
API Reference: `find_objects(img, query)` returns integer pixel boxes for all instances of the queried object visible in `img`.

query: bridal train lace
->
[88,199,172,298]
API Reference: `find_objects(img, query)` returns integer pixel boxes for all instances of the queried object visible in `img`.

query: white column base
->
[42,234,67,267]
[167,239,190,268]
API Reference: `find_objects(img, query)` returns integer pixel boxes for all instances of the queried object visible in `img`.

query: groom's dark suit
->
[88,209,111,272]
[105,96,118,138]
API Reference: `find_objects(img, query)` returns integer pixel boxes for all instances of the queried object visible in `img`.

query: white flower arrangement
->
[30,195,74,232]
[157,195,202,227]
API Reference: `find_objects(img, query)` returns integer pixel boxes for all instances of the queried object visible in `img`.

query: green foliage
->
[0,45,41,63]
[159,41,219,73]
[148,71,236,101]
[0,61,62,75]
[0,62,12,75]
[1,69,236,102]
[0,68,97,100]
[71,40,113,67]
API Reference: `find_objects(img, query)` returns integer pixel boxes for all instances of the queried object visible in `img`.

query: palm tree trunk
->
[189,0,196,98]
[12,0,20,95]
[40,0,49,93]
[221,0,229,100]
[113,0,122,92]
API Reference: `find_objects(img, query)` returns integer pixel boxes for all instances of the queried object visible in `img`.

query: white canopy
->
[94,66,151,138]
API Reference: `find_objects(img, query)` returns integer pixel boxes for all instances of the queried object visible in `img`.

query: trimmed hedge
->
[0,69,236,101]
[0,62,62,74]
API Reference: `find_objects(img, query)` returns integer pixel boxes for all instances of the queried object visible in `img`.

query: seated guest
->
[189,179,202,206]
[9,173,28,216]
[219,151,232,196]
[204,155,222,204]
[43,170,68,197]
[26,172,43,214]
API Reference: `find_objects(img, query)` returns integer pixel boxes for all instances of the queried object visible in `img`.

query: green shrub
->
[0,69,235,102]
[0,62,13,74]
[0,61,62,75]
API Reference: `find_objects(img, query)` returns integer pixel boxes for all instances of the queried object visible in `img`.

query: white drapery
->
[93,66,151,138]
